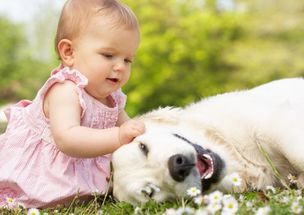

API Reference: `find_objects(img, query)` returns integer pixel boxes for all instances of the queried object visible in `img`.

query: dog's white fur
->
[112,78,304,204]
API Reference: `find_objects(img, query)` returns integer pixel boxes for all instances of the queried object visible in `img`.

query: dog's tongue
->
[194,150,214,179]
[196,156,208,177]
[172,134,214,179]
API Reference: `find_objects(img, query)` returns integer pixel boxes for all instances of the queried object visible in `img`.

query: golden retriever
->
[112,78,304,204]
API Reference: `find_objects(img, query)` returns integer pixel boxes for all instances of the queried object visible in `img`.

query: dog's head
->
[112,125,225,204]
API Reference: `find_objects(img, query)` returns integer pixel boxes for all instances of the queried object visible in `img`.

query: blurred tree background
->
[0,0,304,119]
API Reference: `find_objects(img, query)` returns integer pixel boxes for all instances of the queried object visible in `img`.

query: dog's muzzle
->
[168,154,196,182]
[172,133,225,191]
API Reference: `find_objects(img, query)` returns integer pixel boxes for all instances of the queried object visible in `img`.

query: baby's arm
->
[44,81,143,158]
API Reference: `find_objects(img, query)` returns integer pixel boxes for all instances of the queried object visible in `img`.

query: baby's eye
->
[124,58,133,64]
[102,53,113,58]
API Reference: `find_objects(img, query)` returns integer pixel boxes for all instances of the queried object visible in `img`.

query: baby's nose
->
[113,59,127,71]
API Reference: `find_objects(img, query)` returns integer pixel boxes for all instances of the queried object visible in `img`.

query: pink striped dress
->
[0,67,126,208]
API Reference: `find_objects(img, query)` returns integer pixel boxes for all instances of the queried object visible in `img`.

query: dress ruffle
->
[39,67,89,118]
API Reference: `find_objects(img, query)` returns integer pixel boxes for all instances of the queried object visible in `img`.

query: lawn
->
[0,187,303,214]
[0,122,302,214]
[0,122,6,133]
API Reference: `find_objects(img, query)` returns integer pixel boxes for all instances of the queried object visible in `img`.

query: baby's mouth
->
[107,78,119,83]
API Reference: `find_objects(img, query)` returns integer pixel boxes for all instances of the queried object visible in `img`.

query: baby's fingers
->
[132,121,145,134]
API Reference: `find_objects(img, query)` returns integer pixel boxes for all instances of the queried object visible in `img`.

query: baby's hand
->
[119,120,145,145]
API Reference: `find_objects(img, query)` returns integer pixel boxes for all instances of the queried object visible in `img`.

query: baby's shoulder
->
[43,80,80,117]
[46,80,78,99]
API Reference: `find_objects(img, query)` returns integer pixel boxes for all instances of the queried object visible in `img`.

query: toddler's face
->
[71,16,140,102]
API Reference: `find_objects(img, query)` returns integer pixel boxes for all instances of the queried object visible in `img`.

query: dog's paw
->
[137,183,160,198]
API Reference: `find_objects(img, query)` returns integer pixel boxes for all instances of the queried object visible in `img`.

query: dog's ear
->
[136,107,181,125]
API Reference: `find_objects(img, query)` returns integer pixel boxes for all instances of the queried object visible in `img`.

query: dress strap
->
[37,67,89,118]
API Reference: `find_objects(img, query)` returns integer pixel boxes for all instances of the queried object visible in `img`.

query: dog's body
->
[112,78,304,204]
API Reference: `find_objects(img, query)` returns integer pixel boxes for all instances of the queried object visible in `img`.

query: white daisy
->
[280,196,290,204]
[238,194,244,202]
[96,210,103,215]
[163,208,177,215]
[246,201,254,209]
[91,189,102,196]
[27,208,40,215]
[287,174,298,184]
[194,195,204,205]
[6,197,16,208]
[186,186,201,197]
[255,206,271,215]
[207,190,223,204]
[228,172,242,187]
[207,202,222,214]
[223,194,233,202]
[291,201,303,214]
[176,207,194,215]
[222,196,238,214]
[194,208,208,215]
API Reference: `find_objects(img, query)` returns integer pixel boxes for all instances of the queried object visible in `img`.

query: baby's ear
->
[57,39,74,67]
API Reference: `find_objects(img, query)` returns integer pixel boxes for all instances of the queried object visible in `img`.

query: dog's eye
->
[139,142,149,156]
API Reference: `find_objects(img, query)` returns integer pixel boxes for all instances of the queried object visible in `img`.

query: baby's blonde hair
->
[55,0,139,58]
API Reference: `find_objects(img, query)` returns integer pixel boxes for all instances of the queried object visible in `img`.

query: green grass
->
[0,122,7,133]
[1,188,303,214]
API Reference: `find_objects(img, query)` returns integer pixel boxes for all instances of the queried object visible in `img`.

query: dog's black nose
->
[168,154,195,182]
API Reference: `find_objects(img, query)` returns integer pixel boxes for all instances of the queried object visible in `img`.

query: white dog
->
[112,78,304,204]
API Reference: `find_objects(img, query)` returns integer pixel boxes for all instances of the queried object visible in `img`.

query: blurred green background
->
[0,0,304,126]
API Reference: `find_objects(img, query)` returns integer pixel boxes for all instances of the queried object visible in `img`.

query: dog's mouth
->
[193,145,225,191]
[196,153,214,179]
[173,133,225,190]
